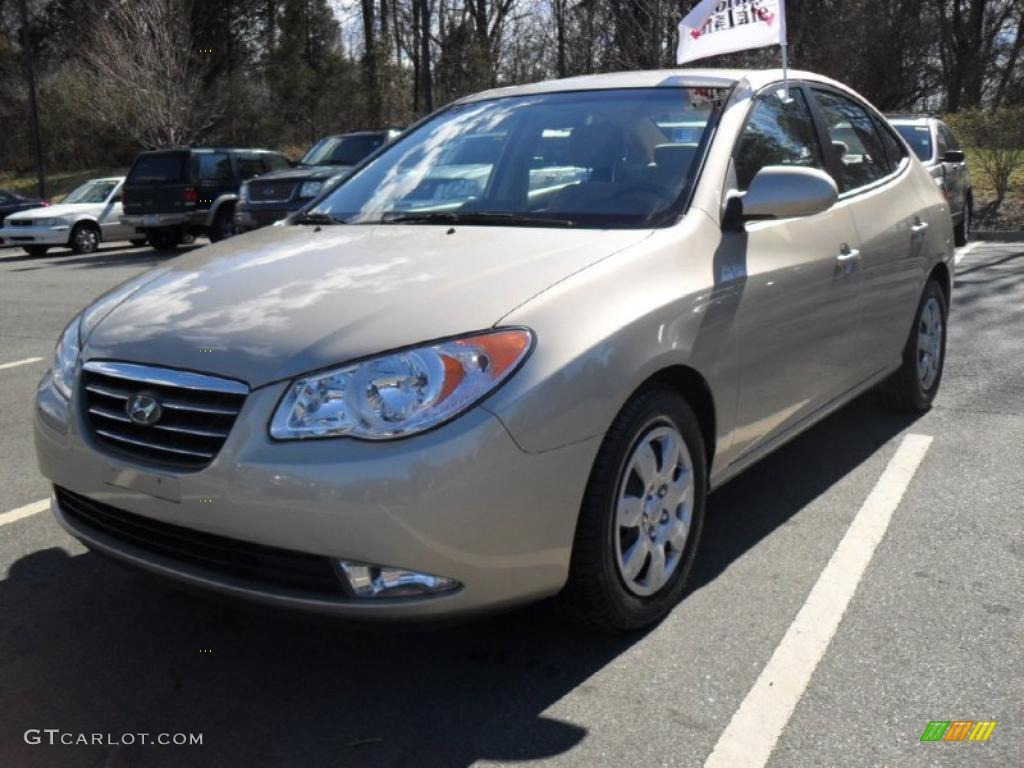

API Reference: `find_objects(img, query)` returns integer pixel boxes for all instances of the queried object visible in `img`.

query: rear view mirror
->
[735,166,838,225]
[943,150,966,163]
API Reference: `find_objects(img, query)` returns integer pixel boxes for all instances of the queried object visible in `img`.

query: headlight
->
[299,180,323,198]
[270,328,533,440]
[239,182,250,201]
[52,315,83,399]
[25,217,53,227]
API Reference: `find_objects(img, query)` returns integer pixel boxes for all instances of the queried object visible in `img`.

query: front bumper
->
[35,370,597,619]
[0,224,70,246]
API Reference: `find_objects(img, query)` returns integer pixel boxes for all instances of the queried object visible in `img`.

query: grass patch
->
[0,168,127,203]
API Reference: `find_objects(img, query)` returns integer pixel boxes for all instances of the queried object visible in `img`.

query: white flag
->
[677,0,787,65]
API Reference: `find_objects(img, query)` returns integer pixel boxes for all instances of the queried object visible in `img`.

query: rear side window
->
[328,136,385,165]
[812,89,891,192]
[734,89,823,191]
[265,154,290,172]
[872,117,908,173]
[196,153,233,182]
[236,154,265,180]
[128,153,188,184]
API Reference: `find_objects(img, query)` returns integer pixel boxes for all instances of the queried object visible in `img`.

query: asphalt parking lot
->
[0,238,1021,768]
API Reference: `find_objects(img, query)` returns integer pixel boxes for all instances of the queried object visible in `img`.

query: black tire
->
[208,206,235,243]
[884,278,948,412]
[561,386,707,632]
[146,228,180,251]
[129,238,148,248]
[69,222,101,254]
[23,245,49,256]
[954,198,971,247]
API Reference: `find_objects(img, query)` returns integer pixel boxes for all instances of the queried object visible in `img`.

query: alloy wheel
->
[917,296,943,390]
[614,423,694,597]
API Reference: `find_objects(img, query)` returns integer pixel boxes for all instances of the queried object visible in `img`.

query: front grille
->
[248,180,297,202]
[9,219,34,227]
[80,361,247,471]
[56,487,346,596]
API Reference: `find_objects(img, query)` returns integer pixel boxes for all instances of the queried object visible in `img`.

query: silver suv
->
[888,115,973,245]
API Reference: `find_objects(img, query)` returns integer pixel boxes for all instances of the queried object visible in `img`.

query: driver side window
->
[734,90,823,191]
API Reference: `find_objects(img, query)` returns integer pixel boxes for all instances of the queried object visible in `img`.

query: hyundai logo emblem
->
[126,393,163,426]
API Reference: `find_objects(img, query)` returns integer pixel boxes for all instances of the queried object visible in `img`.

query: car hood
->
[83,223,650,388]
[249,166,352,183]
[13,202,100,219]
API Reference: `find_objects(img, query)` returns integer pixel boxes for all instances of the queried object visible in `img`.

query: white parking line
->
[955,241,981,266]
[704,433,933,768]
[0,356,44,371]
[0,498,49,527]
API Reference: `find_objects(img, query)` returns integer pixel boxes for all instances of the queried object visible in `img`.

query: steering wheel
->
[611,182,676,207]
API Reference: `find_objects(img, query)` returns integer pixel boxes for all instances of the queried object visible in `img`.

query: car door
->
[938,123,967,215]
[728,85,865,461]
[99,182,132,240]
[809,88,924,375]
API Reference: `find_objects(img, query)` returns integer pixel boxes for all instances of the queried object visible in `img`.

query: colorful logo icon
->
[920,720,997,742]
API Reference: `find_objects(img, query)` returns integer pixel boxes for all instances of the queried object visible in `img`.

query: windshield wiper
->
[383,211,576,227]
[291,211,344,226]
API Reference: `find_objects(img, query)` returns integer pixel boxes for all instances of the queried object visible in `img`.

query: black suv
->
[234,131,400,232]
[121,147,291,249]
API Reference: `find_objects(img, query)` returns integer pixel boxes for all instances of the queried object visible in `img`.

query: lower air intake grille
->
[55,487,346,595]
[80,361,247,471]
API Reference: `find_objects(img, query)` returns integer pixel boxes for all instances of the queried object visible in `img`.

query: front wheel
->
[69,222,100,254]
[884,279,948,411]
[561,387,707,632]
[208,207,236,243]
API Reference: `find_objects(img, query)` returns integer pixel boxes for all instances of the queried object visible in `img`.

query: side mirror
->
[943,149,965,163]
[727,166,838,229]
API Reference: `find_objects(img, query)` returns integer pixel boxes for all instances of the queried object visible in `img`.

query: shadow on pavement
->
[0,243,202,270]
[0,390,921,768]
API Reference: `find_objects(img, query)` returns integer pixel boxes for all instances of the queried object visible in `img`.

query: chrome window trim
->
[81,360,249,395]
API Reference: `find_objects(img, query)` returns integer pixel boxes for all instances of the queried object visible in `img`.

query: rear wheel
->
[24,245,49,257]
[146,228,180,251]
[208,206,236,243]
[129,238,148,248]
[885,279,947,411]
[561,386,707,632]
[69,222,100,254]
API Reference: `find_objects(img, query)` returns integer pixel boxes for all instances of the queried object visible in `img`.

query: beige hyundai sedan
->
[35,69,952,630]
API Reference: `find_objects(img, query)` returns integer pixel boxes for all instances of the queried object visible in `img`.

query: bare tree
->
[80,0,218,148]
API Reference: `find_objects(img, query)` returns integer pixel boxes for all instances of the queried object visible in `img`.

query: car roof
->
[135,147,284,155]
[456,68,852,103]
[886,114,937,124]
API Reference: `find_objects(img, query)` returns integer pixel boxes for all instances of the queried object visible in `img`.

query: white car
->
[0,177,144,256]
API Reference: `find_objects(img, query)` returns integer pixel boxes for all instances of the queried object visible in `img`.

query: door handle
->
[836,245,861,262]
[836,244,860,273]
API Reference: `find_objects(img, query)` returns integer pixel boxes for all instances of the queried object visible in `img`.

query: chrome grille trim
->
[80,361,247,471]
[94,429,216,459]
[82,361,248,394]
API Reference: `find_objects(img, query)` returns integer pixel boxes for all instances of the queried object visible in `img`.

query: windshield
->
[302,135,386,167]
[63,180,118,204]
[307,88,727,228]
[893,124,933,161]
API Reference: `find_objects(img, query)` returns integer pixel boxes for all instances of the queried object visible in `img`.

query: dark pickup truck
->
[120,147,290,249]
[234,131,401,232]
